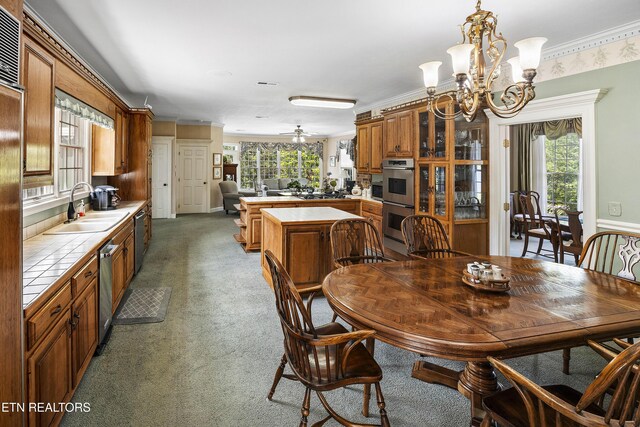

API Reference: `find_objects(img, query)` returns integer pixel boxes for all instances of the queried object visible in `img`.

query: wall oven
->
[382,158,414,206]
[382,158,415,253]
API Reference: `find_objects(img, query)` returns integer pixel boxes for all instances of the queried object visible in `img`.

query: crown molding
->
[23,3,134,108]
[355,19,640,115]
[223,132,329,139]
[327,130,356,138]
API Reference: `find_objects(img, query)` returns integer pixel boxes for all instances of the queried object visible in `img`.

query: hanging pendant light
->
[419,0,547,121]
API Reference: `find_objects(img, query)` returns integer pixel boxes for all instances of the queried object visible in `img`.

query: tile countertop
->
[22,201,147,311]
[239,195,382,205]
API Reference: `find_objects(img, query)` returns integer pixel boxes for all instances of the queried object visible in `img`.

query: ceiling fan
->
[279,125,314,142]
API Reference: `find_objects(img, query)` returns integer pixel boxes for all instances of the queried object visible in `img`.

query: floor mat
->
[112,287,171,324]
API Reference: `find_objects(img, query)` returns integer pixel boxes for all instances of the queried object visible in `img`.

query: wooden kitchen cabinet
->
[91,124,119,176]
[360,200,383,238]
[383,109,415,158]
[261,207,360,292]
[27,310,73,427]
[22,36,55,179]
[111,221,135,312]
[355,118,383,174]
[71,277,98,387]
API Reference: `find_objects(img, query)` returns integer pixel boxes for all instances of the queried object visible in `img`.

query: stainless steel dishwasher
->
[134,210,146,274]
[97,240,118,354]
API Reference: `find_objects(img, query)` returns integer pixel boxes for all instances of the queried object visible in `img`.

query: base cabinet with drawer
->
[25,256,99,427]
[360,200,383,238]
[111,220,135,312]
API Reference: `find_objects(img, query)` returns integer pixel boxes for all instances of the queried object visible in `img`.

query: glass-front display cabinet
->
[418,102,450,160]
[418,163,448,221]
[454,165,487,220]
[453,111,487,161]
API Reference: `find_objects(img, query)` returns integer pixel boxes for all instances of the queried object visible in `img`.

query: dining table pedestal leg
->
[458,362,501,426]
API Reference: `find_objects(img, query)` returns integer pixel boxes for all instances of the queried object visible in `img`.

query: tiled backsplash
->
[23,212,68,241]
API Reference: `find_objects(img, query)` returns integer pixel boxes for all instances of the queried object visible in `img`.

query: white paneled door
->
[152,140,171,218]
[177,145,209,214]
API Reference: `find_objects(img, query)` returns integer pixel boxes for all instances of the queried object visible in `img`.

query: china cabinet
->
[415,101,489,255]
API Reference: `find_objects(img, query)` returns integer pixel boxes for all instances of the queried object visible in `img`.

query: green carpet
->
[61,212,607,426]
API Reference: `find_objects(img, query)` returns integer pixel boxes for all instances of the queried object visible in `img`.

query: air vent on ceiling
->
[257,81,278,86]
[0,6,20,86]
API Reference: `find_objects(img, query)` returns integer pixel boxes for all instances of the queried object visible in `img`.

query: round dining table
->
[322,255,640,426]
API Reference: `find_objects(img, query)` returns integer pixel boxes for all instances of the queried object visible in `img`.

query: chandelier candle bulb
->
[514,37,548,70]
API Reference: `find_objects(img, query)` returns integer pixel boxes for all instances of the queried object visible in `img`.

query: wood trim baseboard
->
[596,219,640,234]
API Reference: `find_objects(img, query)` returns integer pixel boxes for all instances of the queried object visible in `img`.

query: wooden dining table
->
[322,255,640,426]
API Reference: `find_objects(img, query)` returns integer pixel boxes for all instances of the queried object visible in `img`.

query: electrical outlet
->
[608,202,622,217]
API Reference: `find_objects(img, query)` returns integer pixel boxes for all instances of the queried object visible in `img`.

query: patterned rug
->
[113,287,172,325]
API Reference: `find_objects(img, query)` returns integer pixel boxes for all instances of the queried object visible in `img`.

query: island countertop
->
[261,207,361,225]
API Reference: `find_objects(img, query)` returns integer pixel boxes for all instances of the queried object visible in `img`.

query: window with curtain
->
[545,133,581,213]
[239,142,323,190]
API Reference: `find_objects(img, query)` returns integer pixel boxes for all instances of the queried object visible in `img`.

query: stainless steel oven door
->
[383,202,413,243]
[382,168,414,206]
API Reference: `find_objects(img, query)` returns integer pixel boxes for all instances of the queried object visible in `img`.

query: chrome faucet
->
[67,182,94,221]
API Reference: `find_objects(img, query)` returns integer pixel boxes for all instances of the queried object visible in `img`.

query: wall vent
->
[0,6,20,86]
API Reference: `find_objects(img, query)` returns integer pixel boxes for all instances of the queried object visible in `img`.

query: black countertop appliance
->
[91,185,121,210]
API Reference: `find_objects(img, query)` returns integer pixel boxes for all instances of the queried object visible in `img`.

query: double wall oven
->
[382,159,415,252]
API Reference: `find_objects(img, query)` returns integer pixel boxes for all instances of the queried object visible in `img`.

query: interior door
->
[178,145,208,214]
[152,141,170,218]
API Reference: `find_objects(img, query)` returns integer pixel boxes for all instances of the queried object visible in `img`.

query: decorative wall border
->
[596,219,640,234]
[355,20,640,116]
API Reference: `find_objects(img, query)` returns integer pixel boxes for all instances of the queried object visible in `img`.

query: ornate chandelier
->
[419,0,547,121]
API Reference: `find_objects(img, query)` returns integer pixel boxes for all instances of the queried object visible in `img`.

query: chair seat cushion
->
[483,384,605,427]
[527,227,550,237]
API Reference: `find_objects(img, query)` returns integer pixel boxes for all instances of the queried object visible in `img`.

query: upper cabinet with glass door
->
[453,109,488,161]
[418,101,450,161]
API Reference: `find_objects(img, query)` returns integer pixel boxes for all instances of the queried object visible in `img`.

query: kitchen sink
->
[85,211,127,219]
[44,221,117,234]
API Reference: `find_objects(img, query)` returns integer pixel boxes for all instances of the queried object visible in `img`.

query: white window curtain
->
[530,135,547,214]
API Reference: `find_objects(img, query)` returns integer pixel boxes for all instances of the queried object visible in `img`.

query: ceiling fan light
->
[419,61,442,88]
[447,44,474,75]
[289,96,356,109]
[507,57,524,83]
[514,37,548,70]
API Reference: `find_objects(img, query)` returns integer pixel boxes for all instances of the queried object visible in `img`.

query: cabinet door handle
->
[50,305,62,316]
[84,270,93,278]
[320,231,324,240]
[74,313,81,320]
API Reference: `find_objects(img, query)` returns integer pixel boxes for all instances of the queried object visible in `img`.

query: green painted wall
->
[532,60,640,224]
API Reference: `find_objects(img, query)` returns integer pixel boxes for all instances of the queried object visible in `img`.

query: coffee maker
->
[91,185,121,210]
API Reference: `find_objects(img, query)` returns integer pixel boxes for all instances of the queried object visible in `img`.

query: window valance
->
[531,117,582,139]
[55,89,114,129]
[240,141,323,156]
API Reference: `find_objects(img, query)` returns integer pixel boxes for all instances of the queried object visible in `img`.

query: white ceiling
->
[25,0,640,136]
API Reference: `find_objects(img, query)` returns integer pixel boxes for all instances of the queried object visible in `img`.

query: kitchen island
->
[234,195,381,252]
[261,207,361,292]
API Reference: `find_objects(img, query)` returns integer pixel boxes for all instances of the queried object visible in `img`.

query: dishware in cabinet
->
[454,164,488,220]
[418,102,450,161]
[417,163,449,222]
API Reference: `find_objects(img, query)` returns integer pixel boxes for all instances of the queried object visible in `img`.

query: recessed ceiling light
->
[289,96,356,109]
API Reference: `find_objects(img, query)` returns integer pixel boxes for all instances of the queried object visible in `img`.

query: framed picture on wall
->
[213,167,222,179]
[329,156,336,167]
[213,153,222,166]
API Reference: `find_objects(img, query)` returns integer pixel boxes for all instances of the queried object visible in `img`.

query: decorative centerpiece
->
[462,262,510,293]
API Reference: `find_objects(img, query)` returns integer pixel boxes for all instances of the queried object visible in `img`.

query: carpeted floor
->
[61,212,606,427]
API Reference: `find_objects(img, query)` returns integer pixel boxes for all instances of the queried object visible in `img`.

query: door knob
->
[163,183,167,187]
[204,182,207,185]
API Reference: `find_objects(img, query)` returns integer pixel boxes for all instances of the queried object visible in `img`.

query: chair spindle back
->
[579,231,640,283]
[402,214,457,259]
[330,218,386,268]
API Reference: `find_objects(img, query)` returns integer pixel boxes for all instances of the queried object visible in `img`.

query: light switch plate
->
[608,202,622,217]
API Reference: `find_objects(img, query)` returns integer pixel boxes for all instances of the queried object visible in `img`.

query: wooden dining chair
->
[264,250,390,427]
[330,218,393,269]
[401,214,470,259]
[519,191,555,260]
[547,207,583,265]
[482,340,640,427]
[562,230,640,374]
